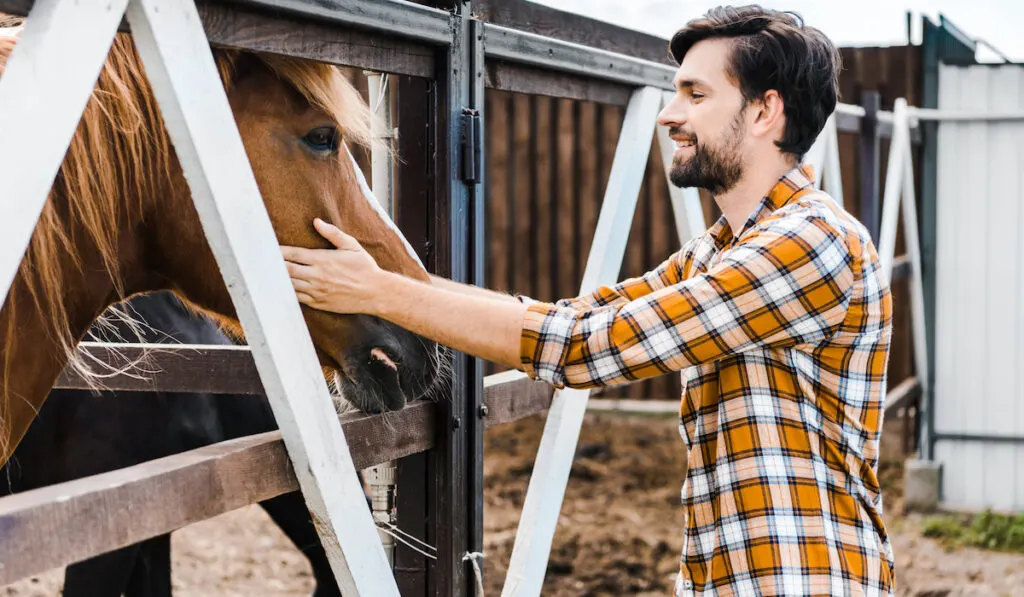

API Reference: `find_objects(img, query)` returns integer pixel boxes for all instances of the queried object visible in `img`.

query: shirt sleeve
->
[517,243,691,313]
[518,211,854,389]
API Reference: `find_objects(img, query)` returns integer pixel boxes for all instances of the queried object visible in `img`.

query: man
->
[282,5,895,595]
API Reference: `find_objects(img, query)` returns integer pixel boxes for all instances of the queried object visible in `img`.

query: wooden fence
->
[0,0,930,595]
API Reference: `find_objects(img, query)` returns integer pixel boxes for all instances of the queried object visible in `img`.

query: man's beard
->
[669,113,745,196]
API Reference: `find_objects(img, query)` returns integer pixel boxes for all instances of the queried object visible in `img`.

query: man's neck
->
[714,155,797,235]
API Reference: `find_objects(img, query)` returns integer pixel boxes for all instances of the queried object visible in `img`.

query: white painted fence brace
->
[878,97,931,453]
[803,111,845,207]
[0,0,397,594]
[0,0,128,306]
[500,86,664,597]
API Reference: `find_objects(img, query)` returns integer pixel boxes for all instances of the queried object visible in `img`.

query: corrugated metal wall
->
[933,63,1024,511]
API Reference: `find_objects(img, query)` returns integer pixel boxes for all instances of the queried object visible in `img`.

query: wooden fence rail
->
[2,368,552,586]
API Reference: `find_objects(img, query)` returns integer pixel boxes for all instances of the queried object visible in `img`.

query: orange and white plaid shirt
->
[519,165,895,596]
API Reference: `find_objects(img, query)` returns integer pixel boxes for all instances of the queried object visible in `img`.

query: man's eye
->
[302,127,339,153]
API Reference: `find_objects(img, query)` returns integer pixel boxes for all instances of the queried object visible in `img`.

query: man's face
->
[658,38,750,195]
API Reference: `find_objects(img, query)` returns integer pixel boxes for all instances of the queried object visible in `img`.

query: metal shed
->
[922,16,1024,511]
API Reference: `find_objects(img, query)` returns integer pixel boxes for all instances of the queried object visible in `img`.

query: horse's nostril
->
[369,347,399,372]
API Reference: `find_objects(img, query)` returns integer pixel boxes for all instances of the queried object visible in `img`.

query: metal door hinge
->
[460,108,481,184]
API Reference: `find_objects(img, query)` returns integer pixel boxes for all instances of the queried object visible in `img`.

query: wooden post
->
[859,90,882,243]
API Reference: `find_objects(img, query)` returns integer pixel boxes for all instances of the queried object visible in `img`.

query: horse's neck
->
[0,204,142,463]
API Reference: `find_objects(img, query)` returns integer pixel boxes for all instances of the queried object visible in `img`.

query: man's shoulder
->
[760,189,873,247]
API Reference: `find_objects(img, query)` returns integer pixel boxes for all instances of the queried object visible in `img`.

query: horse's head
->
[149,52,444,413]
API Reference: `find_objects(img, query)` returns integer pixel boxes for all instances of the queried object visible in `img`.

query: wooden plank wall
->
[482,44,924,402]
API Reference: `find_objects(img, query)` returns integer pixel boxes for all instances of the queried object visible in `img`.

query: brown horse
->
[0,16,442,464]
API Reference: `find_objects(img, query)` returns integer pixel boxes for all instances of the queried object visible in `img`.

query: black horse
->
[1,291,340,597]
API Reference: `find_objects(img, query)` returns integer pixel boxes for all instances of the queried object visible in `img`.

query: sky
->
[530,0,1023,63]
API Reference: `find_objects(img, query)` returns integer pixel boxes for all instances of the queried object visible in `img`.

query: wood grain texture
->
[0,0,436,76]
[0,399,434,586]
[485,61,632,106]
[483,372,554,428]
[473,0,673,66]
[55,343,264,395]
[198,0,434,76]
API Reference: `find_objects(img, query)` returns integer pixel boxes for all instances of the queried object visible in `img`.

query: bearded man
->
[282,5,895,595]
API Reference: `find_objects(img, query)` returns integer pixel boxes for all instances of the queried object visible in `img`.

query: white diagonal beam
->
[124,0,396,594]
[820,115,845,207]
[501,85,663,597]
[0,0,127,307]
[878,98,910,283]
[804,113,832,190]
[899,118,931,457]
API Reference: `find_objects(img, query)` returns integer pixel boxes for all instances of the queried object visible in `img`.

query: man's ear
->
[750,90,785,138]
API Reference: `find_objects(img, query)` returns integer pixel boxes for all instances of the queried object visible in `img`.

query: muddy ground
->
[4,412,1023,596]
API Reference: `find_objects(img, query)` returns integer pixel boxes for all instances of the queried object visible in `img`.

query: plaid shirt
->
[519,165,895,596]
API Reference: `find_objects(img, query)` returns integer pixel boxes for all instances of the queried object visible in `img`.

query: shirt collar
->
[705,164,817,250]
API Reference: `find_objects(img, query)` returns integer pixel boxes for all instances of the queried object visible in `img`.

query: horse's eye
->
[302,126,339,153]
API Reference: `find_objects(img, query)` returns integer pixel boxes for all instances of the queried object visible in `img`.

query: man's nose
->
[657,96,687,129]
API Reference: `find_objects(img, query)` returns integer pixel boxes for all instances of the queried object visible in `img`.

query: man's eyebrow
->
[674,78,709,91]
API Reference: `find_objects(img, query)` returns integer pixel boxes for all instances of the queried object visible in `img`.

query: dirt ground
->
[4,412,1024,597]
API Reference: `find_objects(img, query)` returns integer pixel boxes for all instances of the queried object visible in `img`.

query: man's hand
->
[281,218,385,315]
[281,218,529,370]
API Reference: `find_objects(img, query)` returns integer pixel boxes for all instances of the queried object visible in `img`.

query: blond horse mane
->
[0,15,378,456]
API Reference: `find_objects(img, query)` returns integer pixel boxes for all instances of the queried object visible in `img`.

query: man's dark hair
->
[669,5,841,160]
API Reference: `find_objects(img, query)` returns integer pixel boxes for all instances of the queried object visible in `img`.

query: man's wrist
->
[370,269,409,319]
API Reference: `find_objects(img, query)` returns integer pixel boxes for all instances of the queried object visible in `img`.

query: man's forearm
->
[377,272,527,370]
[427,274,520,304]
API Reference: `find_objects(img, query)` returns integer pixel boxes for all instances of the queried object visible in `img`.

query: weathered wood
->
[0,372,551,587]
[55,343,263,394]
[0,0,436,76]
[485,60,632,106]
[483,23,675,91]
[473,0,673,66]
[197,0,434,76]
[483,371,554,427]
[0,400,435,587]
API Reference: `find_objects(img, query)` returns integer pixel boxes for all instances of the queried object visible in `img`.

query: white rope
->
[371,72,390,115]
[377,521,436,554]
[462,551,486,597]
[375,523,437,561]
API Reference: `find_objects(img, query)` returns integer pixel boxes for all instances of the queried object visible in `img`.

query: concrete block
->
[904,459,942,513]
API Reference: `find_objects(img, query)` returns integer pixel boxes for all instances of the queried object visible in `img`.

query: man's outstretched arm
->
[282,219,527,370]
[426,274,520,304]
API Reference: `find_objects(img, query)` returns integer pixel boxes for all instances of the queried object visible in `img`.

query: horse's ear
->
[215,50,266,93]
